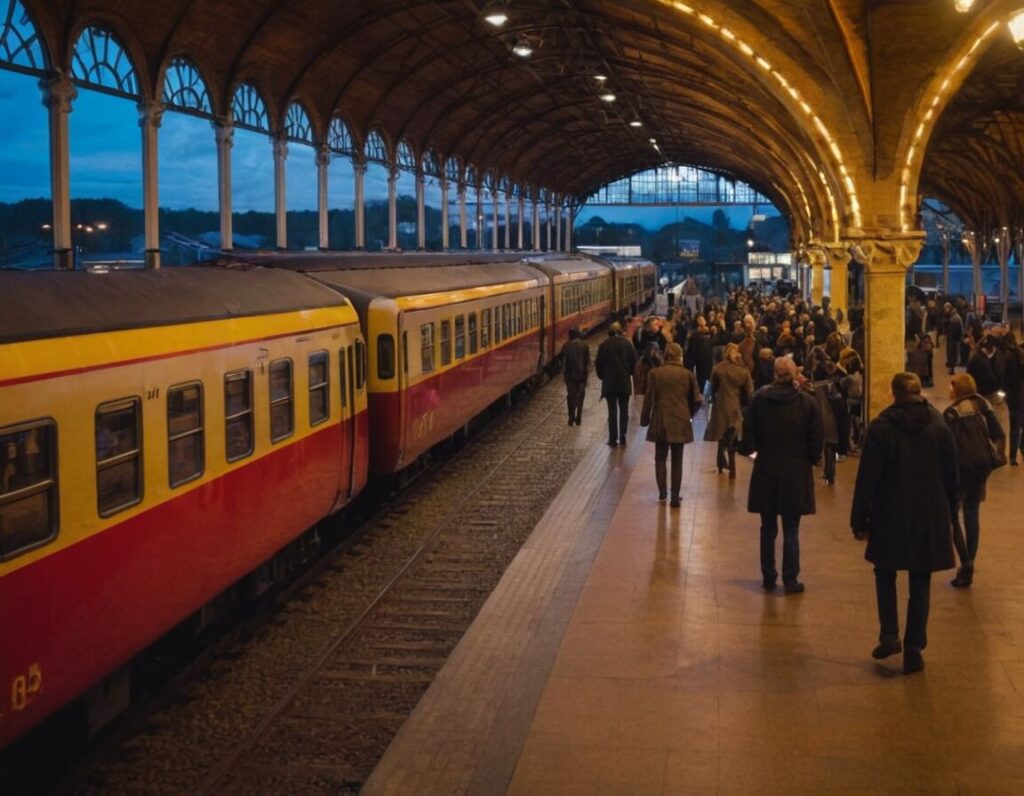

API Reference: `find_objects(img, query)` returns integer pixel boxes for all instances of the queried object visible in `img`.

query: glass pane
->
[310,387,329,426]
[169,433,202,486]
[168,384,202,437]
[2,425,50,493]
[271,401,293,441]
[270,360,292,403]
[309,353,328,388]
[377,335,395,380]
[0,491,51,557]
[339,348,348,406]
[96,401,138,463]
[98,458,140,514]
[225,371,252,417]
[226,415,253,461]
[421,323,434,373]
[441,320,451,366]
[455,316,465,360]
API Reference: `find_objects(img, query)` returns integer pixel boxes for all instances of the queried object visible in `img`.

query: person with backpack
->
[943,373,1006,588]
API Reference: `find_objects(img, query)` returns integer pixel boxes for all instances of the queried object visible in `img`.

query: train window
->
[480,309,491,348]
[516,301,524,334]
[355,339,366,390]
[502,304,511,339]
[0,420,57,559]
[440,320,452,366]
[493,307,501,344]
[454,315,465,360]
[468,312,478,355]
[420,323,435,373]
[309,351,330,426]
[269,359,294,443]
[225,370,254,462]
[96,398,142,516]
[339,348,347,408]
[377,335,395,380]
[168,382,205,487]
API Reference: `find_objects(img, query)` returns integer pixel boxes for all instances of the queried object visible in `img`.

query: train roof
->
[215,250,533,271]
[306,263,545,302]
[0,266,349,344]
[520,255,610,281]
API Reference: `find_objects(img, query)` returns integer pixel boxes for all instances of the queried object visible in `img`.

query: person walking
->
[640,342,702,507]
[746,356,824,594]
[560,328,590,426]
[595,321,638,447]
[704,342,753,479]
[944,303,962,375]
[633,342,662,397]
[851,373,958,675]
[943,374,1005,587]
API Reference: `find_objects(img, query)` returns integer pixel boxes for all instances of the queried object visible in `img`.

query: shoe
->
[575,419,582,426]
[762,577,777,591]
[619,437,627,446]
[950,565,973,588]
[783,582,805,594]
[568,419,574,426]
[1011,459,1019,467]
[669,497,681,508]
[716,467,724,474]
[872,639,902,659]
[658,491,667,502]
[903,648,925,675]
[607,440,618,447]
[728,469,736,480]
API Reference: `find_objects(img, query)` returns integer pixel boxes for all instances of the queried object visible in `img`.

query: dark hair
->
[568,327,580,340]
[891,372,922,400]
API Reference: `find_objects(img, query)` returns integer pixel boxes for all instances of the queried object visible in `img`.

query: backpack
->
[943,401,1002,473]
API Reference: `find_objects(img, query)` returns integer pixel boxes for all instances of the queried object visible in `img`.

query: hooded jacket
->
[745,382,824,516]
[851,398,957,572]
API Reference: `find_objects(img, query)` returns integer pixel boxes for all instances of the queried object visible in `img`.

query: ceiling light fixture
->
[482,1,509,27]
[594,74,608,82]
[954,0,975,12]
[629,119,642,127]
[1010,10,1024,49]
[512,34,533,58]
[649,138,657,144]
[598,89,616,102]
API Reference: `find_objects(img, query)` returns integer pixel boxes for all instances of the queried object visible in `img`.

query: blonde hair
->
[723,342,741,364]
[950,373,976,398]
[664,342,683,362]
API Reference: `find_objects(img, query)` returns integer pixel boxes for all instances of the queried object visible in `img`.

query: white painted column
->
[316,146,330,250]
[555,201,562,252]
[416,168,426,251]
[546,201,553,252]
[440,176,450,250]
[387,164,398,250]
[517,195,525,249]
[504,193,512,250]
[532,199,541,250]
[566,204,574,251]
[491,187,499,250]
[138,100,164,268]
[273,137,288,250]
[41,74,76,269]
[354,157,366,249]
[475,185,483,250]
[458,180,468,249]
[214,118,234,251]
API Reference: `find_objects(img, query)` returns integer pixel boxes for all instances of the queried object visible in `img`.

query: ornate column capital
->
[845,230,925,274]
[39,72,77,114]
[315,145,331,169]
[137,99,165,130]
[213,116,234,147]
[273,136,289,161]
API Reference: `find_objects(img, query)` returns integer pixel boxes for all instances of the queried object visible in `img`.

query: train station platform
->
[363,393,1024,795]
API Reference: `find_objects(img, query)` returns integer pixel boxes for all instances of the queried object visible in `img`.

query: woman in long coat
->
[684,319,714,392]
[640,342,702,508]
[704,343,753,478]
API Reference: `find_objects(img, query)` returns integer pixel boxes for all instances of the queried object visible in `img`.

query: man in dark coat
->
[746,356,824,594]
[561,328,590,426]
[595,322,639,446]
[944,303,962,375]
[851,373,957,675]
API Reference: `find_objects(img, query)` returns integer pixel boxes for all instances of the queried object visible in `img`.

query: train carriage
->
[304,264,550,474]
[523,255,614,361]
[0,267,368,748]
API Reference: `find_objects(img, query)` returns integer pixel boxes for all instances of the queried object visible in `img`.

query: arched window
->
[162,57,211,115]
[466,165,478,187]
[396,139,416,172]
[0,0,45,72]
[445,156,461,183]
[483,170,496,191]
[285,102,313,145]
[329,117,354,154]
[71,25,138,96]
[231,83,269,132]
[364,130,388,164]
[423,150,441,178]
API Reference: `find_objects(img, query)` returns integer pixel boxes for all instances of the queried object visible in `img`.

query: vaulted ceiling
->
[25,0,1024,240]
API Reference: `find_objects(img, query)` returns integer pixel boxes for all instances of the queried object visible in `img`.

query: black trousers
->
[1010,405,1023,464]
[716,428,736,473]
[565,380,586,423]
[822,443,837,484]
[759,513,801,584]
[605,393,630,442]
[951,499,981,567]
[874,567,931,651]
[655,442,684,498]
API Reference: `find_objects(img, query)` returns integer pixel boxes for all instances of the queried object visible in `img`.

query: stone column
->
[517,195,525,249]
[440,176,450,250]
[316,146,330,250]
[354,157,366,249]
[416,168,426,251]
[491,187,499,250]
[138,100,164,268]
[995,228,1011,323]
[273,137,288,250]
[854,234,925,419]
[504,193,512,250]
[213,118,234,252]
[474,185,483,250]
[962,230,982,306]
[566,204,573,251]
[546,202,553,251]
[387,164,398,250]
[40,74,76,269]
[458,180,468,249]
[532,199,541,250]
[555,204,562,252]
[808,249,825,306]
[824,244,852,326]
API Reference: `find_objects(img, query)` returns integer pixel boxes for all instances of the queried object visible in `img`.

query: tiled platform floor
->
[364,391,1024,795]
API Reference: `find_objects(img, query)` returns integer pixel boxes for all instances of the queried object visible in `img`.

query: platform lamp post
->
[44,221,109,269]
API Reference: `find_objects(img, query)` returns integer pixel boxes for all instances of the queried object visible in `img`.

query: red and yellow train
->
[0,252,654,749]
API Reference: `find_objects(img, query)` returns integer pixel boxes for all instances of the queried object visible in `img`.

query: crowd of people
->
[563,283,1020,675]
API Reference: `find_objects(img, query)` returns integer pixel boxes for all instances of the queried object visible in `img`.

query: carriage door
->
[538,294,547,363]
[344,343,358,497]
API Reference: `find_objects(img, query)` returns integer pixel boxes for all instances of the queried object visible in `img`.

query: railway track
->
[66,339,609,795]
